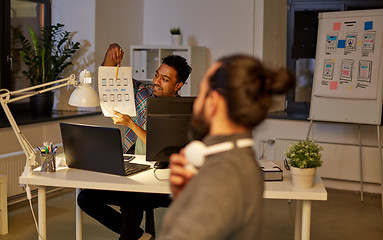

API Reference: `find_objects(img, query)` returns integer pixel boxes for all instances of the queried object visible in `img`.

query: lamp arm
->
[0,100,36,176]
[4,75,76,104]
[0,74,76,176]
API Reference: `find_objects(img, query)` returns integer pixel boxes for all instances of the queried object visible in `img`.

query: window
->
[0,0,51,92]
[286,0,383,114]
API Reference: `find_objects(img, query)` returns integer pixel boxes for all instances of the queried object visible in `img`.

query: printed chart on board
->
[313,16,383,99]
[98,66,136,117]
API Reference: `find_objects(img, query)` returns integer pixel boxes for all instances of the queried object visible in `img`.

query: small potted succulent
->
[284,140,323,189]
[170,27,182,45]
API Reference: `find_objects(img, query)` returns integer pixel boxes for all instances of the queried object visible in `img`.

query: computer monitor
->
[146,97,195,165]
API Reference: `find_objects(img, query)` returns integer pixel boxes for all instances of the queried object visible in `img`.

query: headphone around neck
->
[184,138,254,173]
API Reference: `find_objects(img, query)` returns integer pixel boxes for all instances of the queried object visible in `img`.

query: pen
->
[115,48,122,79]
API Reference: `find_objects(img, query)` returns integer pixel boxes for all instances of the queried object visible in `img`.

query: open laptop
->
[60,122,150,176]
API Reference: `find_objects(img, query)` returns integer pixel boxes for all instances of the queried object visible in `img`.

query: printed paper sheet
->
[98,66,136,117]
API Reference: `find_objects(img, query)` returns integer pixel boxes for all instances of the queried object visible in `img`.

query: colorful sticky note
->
[329,81,338,90]
[342,70,350,76]
[333,22,341,31]
[364,21,373,30]
[337,40,346,48]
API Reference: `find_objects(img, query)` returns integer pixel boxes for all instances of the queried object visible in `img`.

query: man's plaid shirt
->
[123,79,153,153]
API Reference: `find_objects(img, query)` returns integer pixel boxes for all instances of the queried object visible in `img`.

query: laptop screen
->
[60,123,126,176]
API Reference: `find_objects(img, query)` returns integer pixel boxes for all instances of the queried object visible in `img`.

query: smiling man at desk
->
[77,43,192,240]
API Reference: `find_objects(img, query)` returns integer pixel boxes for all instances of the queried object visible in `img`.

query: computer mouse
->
[154,161,169,169]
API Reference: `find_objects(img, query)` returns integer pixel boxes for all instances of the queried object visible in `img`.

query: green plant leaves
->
[285,140,323,168]
[170,27,181,34]
[14,23,80,87]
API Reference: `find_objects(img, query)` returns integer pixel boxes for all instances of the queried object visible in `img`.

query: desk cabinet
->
[130,45,207,96]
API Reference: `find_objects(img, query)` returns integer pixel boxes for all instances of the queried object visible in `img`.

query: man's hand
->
[111,110,147,144]
[169,149,195,199]
[102,43,124,66]
[112,110,134,128]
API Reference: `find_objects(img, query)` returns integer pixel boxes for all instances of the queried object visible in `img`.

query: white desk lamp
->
[0,69,99,177]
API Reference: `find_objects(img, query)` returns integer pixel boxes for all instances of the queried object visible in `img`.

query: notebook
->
[60,122,150,176]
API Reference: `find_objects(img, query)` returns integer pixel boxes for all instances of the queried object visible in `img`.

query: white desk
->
[264,174,327,240]
[20,155,327,240]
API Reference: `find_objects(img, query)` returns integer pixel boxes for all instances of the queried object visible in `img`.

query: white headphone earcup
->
[185,140,207,168]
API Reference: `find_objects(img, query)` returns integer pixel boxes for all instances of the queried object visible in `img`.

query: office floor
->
[0,188,382,240]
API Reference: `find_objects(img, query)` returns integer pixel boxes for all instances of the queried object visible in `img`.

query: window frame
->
[286,0,383,115]
[0,0,51,91]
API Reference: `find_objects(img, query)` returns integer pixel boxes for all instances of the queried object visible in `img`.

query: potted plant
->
[284,140,323,189]
[170,27,182,45]
[14,23,80,115]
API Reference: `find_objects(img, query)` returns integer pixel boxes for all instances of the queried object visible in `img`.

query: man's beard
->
[188,105,210,141]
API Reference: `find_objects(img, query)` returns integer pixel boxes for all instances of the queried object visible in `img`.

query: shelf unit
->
[130,45,207,96]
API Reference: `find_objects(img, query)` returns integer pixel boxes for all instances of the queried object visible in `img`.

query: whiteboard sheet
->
[309,9,383,125]
[98,66,136,117]
[313,15,383,100]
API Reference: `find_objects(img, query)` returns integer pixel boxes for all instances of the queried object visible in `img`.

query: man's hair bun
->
[208,54,294,129]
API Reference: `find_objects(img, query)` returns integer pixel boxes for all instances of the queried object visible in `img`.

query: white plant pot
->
[290,166,317,189]
[171,34,182,45]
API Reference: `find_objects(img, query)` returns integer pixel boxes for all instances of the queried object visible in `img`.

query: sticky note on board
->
[333,22,341,31]
[364,21,373,30]
[329,81,338,90]
[337,40,346,48]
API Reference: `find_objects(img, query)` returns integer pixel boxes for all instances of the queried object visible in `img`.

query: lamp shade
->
[68,69,99,107]
[68,84,99,107]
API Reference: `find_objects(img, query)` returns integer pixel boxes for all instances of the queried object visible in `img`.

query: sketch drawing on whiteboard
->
[356,60,372,89]
[362,31,376,56]
[340,59,353,83]
[323,60,335,80]
[325,33,338,54]
[344,32,357,54]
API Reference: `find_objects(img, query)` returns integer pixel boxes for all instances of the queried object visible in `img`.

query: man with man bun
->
[158,54,294,240]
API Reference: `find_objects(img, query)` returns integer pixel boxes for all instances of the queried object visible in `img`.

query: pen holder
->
[41,152,56,172]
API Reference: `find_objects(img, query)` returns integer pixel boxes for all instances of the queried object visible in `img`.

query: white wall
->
[253,119,382,193]
[51,0,144,110]
[95,0,144,67]
[52,0,96,74]
[52,0,97,111]
[143,0,255,64]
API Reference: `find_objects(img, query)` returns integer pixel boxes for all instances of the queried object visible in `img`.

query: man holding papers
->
[104,43,192,155]
[77,43,192,240]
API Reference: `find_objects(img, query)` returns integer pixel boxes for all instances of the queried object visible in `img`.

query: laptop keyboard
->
[124,162,151,176]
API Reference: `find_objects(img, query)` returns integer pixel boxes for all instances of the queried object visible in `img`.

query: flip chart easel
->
[308,9,383,211]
